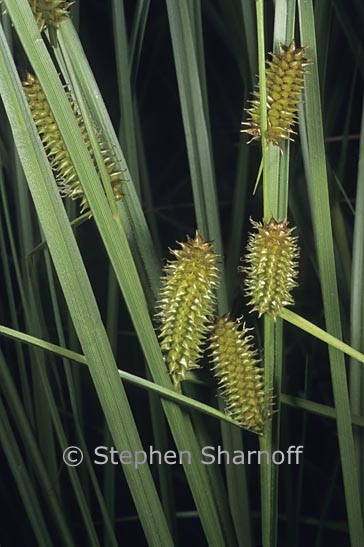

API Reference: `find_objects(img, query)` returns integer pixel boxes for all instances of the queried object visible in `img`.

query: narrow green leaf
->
[0,394,55,547]
[298,0,364,543]
[0,8,173,545]
[350,95,364,504]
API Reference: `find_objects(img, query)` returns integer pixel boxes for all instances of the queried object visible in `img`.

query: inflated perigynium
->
[209,315,271,434]
[22,73,124,214]
[156,232,220,390]
[243,218,299,318]
[28,0,73,46]
[241,40,308,148]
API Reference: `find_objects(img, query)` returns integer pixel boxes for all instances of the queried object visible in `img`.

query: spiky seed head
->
[22,73,125,214]
[242,218,300,318]
[241,40,309,148]
[29,0,73,30]
[209,315,272,434]
[156,231,220,390]
[28,1,74,46]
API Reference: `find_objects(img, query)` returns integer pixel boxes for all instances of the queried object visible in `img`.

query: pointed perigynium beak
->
[22,73,124,214]
[242,218,300,318]
[209,315,272,434]
[241,40,309,149]
[156,231,220,390]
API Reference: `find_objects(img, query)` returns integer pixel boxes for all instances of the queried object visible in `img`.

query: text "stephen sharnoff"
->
[90,445,304,468]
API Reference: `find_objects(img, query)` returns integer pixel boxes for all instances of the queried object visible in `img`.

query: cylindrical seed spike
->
[156,231,220,390]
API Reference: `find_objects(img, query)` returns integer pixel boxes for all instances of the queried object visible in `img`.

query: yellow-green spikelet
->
[243,218,300,318]
[22,73,124,214]
[29,0,72,30]
[209,315,271,434]
[29,0,73,46]
[156,231,220,389]
[241,40,308,148]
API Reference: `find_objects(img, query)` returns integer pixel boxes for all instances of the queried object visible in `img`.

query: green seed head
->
[241,40,308,148]
[209,315,272,434]
[242,218,300,318]
[156,231,220,389]
[22,73,124,214]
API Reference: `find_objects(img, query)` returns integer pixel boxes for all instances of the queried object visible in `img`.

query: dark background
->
[1,0,363,545]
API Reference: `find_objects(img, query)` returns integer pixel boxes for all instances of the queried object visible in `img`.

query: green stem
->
[280,308,364,364]
[0,325,240,428]
[255,0,270,218]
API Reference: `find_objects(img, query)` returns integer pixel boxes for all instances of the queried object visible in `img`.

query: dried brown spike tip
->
[22,72,125,214]
[156,231,220,390]
[241,40,309,148]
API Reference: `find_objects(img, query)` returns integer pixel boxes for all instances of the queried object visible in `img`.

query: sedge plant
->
[0,1,363,546]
